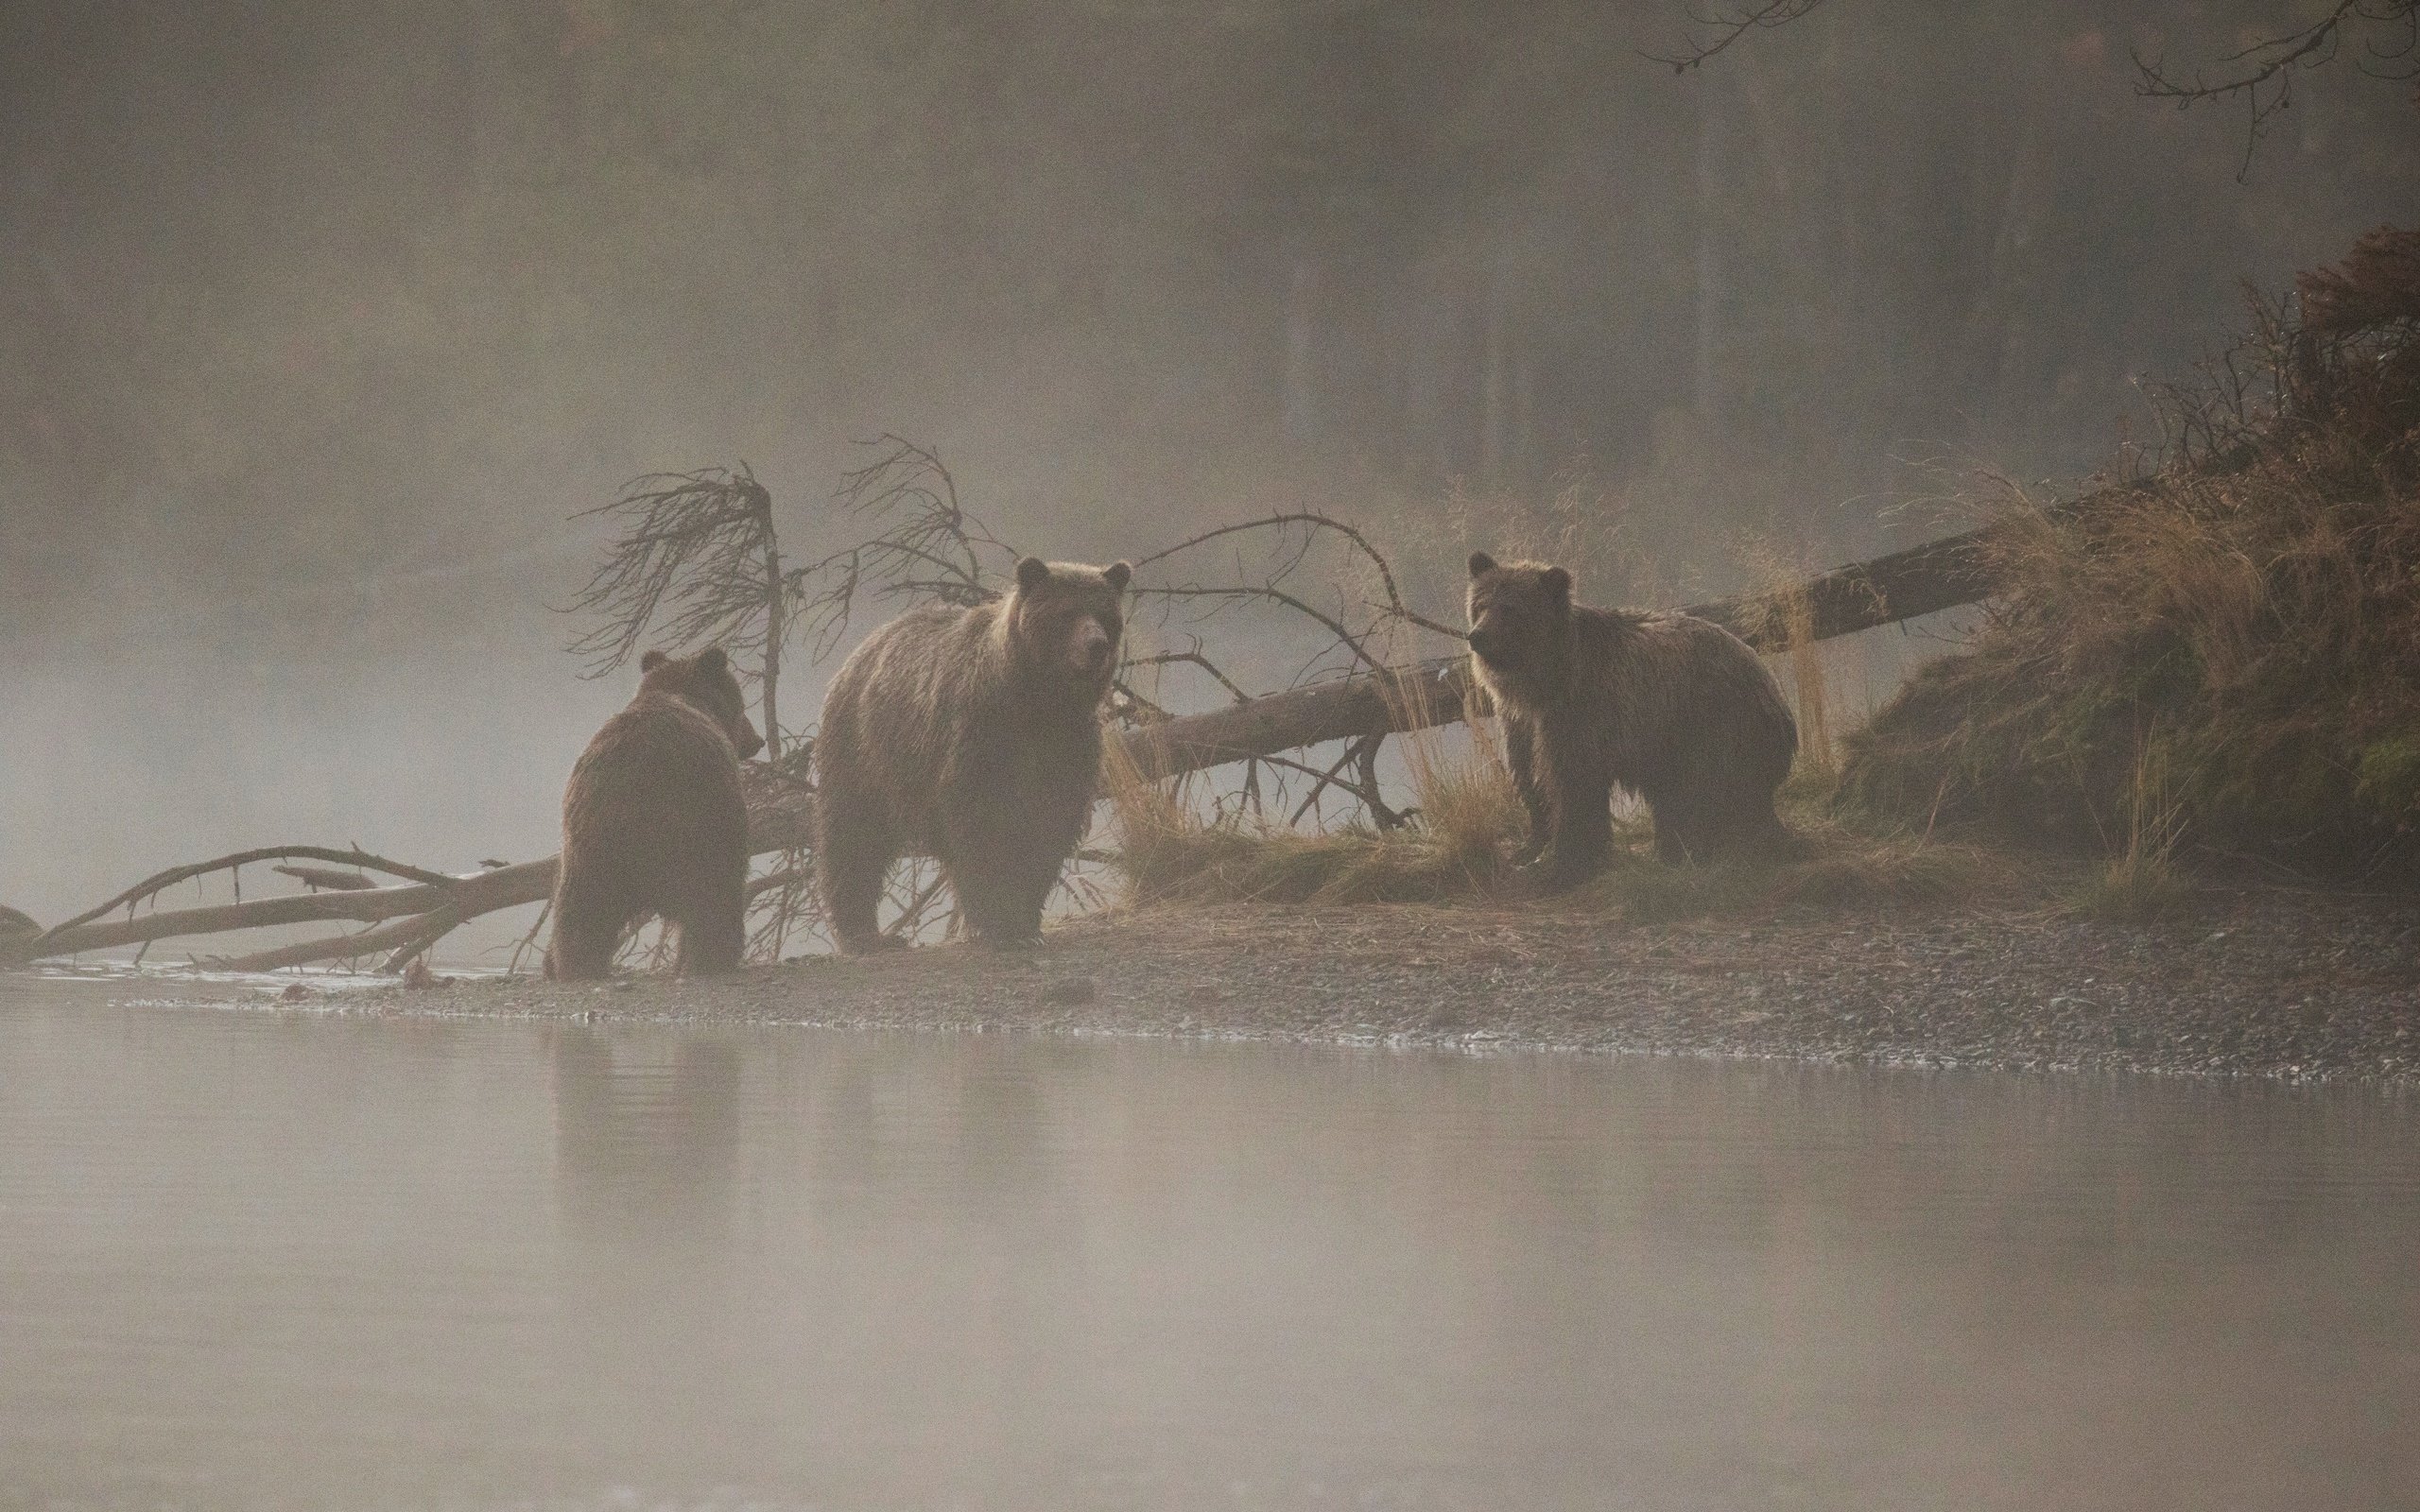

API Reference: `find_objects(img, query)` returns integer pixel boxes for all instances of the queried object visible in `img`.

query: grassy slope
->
[1838,232,2420,878]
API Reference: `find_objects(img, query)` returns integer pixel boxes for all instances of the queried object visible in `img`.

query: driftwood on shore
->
[5,512,2014,971]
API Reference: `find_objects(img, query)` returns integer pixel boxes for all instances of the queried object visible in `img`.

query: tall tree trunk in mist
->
[1480,252,1507,485]
[1692,67,1729,430]
[1284,253,1320,442]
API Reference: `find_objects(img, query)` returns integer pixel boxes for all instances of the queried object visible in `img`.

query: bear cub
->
[1465,553,1796,884]
[547,645,765,979]
[815,556,1131,952]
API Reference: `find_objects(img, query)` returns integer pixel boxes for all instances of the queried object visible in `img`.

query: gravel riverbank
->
[319,889,2420,1081]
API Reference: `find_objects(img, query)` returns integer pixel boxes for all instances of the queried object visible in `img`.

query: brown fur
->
[815,556,1131,952]
[1466,553,1796,883]
[547,646,765,979]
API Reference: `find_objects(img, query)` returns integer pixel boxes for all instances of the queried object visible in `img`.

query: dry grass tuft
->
[1106,691,1526,907]
[2065,737,2193,921]
[1111,713,2041,920]
[1580,803,2037,924]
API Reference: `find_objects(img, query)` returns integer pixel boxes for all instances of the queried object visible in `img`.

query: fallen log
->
[13,773,821,968]
[9,513,2024,969]
[205,902,476,974]
[1122,510,2021,779]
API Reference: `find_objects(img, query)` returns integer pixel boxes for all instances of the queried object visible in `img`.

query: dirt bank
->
[323,890,2420,1081]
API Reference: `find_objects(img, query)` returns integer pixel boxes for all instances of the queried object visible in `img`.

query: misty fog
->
[5,0,2414,929]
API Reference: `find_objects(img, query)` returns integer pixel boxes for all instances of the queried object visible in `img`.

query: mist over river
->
[4,973,2415,1510]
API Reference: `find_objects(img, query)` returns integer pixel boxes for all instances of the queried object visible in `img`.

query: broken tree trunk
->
[9,509,2027,969]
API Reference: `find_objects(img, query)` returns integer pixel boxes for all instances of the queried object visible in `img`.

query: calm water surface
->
[2,972,2415,1511]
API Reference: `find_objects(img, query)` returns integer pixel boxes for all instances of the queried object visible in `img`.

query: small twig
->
[508,899,554,977]
[1132,583,1388,675]
[1355,735,1406,831]
[1287,742,1374,827]
[1123,648,1255,705]
[886,867,950,944]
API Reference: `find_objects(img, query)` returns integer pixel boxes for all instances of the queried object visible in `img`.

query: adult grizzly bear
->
[1465,553,1796,884]
[815,556,1130,953]
[547,645,765,980]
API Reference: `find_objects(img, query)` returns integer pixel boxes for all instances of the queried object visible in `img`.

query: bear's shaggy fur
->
[547,645,765,979]
[1466,553,1796,882]
[815,556,1131,952]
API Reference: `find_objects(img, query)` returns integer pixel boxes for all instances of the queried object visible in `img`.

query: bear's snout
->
[735,722,766,760]
[1466,624,1505,663]
[1069,617,1115,674]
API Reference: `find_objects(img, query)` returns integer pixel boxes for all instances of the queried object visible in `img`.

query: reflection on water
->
[2,975,2415,1511]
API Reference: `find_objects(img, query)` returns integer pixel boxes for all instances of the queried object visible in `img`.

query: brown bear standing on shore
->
[1465,553,1796,884]
[815,557,1130,953]
[546,645,765,979]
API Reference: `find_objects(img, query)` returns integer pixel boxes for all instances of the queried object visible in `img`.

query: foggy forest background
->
[4,0,2415,935]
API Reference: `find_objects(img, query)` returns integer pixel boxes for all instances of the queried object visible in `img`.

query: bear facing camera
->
[547,644,765,980]
[1466,552,1797,885]
[815,556,1132,953]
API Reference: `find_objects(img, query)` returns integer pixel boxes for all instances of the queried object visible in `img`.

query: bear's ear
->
[1015,556,1052,593]
[1468,551,1497,577]
[640,650,667,672]
[696,646,728,674]
[1542,566,1572,602]
[1103,560,1131,593]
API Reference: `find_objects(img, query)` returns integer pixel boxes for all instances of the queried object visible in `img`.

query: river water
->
[2,972,2415,1511]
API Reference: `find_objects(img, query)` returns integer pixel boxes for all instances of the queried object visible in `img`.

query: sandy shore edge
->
[252,892,2420,1083]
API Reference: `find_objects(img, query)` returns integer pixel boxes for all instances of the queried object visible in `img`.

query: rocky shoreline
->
[299,890,2420,1083]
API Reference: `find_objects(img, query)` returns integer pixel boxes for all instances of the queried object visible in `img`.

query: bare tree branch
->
[561,463,789,756]
[785,436,1013,663]
[39,846,460,942]
[2133,1,2417,180]
[1645,0,1837,74]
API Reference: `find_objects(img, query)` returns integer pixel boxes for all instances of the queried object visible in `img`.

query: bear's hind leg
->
[671,863,748,976]
[546,881,628,981]
[1650,797,1698,865]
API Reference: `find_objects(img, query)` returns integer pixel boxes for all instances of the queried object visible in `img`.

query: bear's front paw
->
[1516,849,1604,894]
